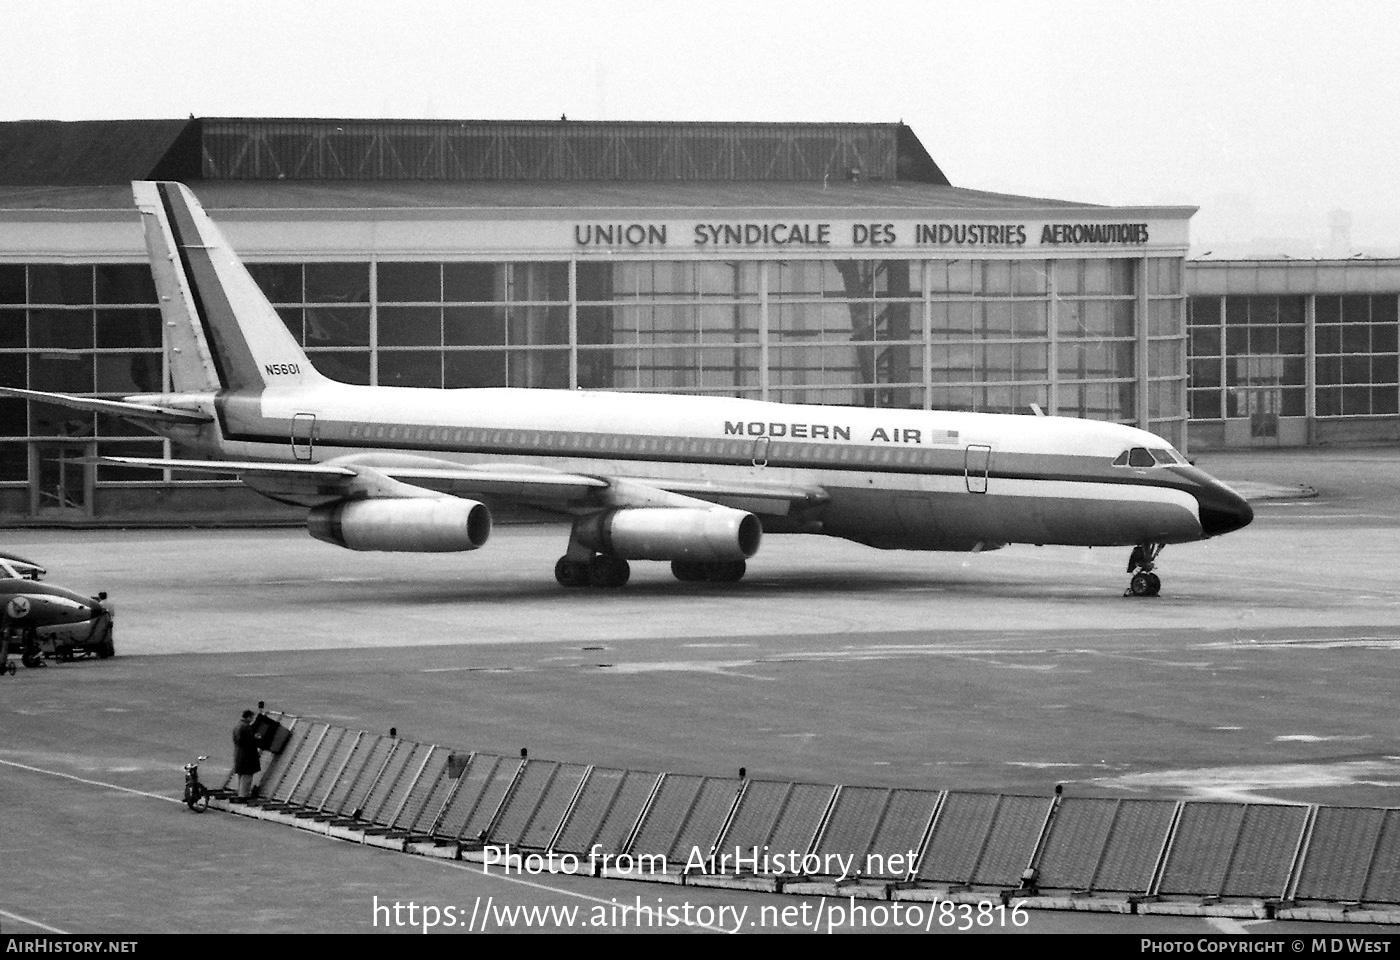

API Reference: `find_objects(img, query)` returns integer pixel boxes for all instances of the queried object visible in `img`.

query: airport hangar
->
[0,117,1394,526]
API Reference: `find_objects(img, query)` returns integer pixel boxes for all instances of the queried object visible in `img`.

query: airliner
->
[2,182,1252,596]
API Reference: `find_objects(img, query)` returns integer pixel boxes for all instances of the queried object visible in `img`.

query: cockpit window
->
[1115,446,1189,468]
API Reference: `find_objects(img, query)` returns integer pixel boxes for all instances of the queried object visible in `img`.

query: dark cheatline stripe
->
[162,185,266,392]
[157,183,228,391]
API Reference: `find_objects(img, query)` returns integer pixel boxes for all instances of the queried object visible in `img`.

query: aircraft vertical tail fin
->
[132,181,327,394]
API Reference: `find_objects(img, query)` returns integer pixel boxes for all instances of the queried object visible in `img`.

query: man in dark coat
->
[232,709,261,798]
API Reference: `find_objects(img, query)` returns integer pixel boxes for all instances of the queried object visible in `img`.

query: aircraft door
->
[965,444,991,494]
[292,413,316,461]
[751,436,769,467]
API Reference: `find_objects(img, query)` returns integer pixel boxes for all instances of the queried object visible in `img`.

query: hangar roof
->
[0,117,948,186]
[0,179,1108,215]
[0,119,1196,219]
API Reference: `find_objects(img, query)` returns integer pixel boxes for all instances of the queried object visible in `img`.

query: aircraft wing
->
[0,387,212,425]
[93,455,825,514]
[92,455,608,503]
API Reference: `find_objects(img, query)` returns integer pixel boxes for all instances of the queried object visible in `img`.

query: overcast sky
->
[5,0,1396,254]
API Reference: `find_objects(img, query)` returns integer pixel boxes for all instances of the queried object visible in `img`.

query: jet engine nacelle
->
[573,507,761,561]
[307,497,492,552]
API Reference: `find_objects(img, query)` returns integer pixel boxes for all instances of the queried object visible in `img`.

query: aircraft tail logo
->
[132,181,326,394]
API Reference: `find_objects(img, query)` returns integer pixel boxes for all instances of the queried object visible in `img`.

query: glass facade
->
[0,264,167,506]
[1188,266,1400,445]
[1315,295,1399,417]
[0,253,1190,516]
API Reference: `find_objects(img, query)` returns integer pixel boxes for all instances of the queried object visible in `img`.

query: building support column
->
[568,259,579,389]
[1136,257,1149,430]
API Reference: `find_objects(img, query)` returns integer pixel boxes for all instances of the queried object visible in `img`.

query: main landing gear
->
[554,554,748,588]
[555,554,631,588]
[1125,542,1163,598]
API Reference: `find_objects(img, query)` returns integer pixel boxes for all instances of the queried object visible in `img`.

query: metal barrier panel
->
[628,774,705,860]
[1293,806,1386,902]
[458,757,525,842]
[404,754,465,837]
[865,789,941,880]
[552,768,657,856]
[321,734,380,817]
[433,754,502,841]
[1222,804,1309,899]
[306,728,359,811]
[763,782,838,866]
[1157,802,1247,897]
[590,770,661,857]
[367,742,432,827]
[287,726,345,807]
[389,747,449,832]
[917,791,1001,884]
[339,735,397,819]
[256,721,314,799]
[812,787,889,874]
[551,767,623,854]
[1363,809,1400,904]
[667,776,743,865]
[268,722,329,803]
[487,759,559,846]
[261,727,319,800]
[1092,799,1178,894]
[436,755,504,839]
[1035,797,1120,891]
[971,795,1053,888]
[355,740,413,823]
[520,763,589,851]
[716,780,795,855]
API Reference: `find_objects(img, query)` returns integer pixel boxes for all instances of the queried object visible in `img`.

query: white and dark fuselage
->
[153,381,1252,553]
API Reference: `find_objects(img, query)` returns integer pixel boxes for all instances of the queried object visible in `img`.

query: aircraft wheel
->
[671,560,704,582]
[1146,573,1162,597]
[1128,572,1155,597]
[705,560,746,583]
[589,555,630,588]
[96,641,115,660]
[554,557,591,588]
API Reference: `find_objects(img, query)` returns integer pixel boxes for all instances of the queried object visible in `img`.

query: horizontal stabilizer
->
[0,387,212,424]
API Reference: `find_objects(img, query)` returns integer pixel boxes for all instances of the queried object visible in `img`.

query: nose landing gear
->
[1125,543,1163,597]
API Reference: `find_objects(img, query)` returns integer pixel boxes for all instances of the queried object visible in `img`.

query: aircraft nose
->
[1197,480,1254,537]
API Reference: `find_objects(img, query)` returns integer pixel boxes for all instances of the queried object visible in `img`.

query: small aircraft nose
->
[1197,480,1254,537]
